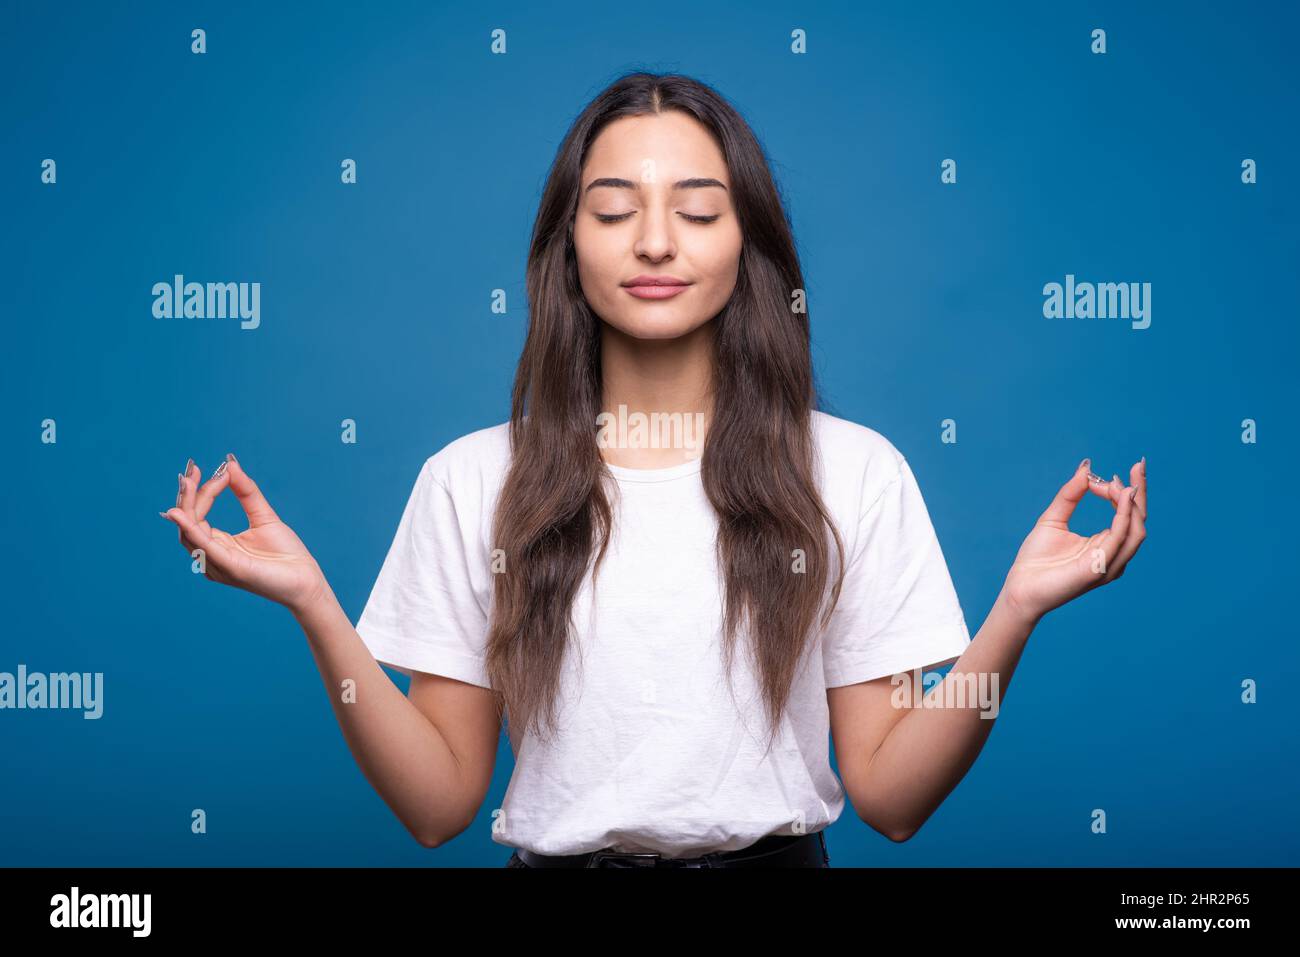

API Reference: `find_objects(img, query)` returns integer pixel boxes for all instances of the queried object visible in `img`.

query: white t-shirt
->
[354,409,971,857]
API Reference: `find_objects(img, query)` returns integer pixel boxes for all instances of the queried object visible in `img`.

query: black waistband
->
[512,830,829,868]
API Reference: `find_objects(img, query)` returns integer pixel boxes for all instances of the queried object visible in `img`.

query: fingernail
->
[1112,473,1120,484]
[1128,487,1138,501]
[211,460,228,480]
[1140,456,1146,477]
[226,452,236,464]
[1087,471,1105,484]
[183,458,194,477]
[1079,458,1090,471]
[159,510,171,519]
[176,473,184,506]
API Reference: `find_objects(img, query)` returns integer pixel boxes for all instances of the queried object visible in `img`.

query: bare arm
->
[830,589,1035,842]
[831,459,1147,842]
[292,586,501,848]
[161,455,500,849]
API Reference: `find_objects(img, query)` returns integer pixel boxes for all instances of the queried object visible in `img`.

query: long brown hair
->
[485,71,845,752]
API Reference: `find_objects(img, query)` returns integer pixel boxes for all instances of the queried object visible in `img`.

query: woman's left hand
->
[1001,457,1147,624]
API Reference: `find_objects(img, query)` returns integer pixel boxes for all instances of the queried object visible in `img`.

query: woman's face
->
[573,110,743,340]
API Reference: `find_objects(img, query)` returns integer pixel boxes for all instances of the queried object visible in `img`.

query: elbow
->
[414,812,475,849]
[858,809,920,844]
[410,818,447,848]
[415,830,445,849]
[884,825,917,844]
[847,781,919,844]
[414,822,461,849]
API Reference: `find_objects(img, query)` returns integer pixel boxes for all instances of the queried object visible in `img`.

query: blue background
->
[2,0,1295,866]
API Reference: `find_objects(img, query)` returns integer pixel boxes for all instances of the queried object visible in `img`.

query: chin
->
[608,315,711,340]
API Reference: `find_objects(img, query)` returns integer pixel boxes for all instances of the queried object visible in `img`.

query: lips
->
[621,275,692,300]
[621,275,691,287]
[623,283,690,299]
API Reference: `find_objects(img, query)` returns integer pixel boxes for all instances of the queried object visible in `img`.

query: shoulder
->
[422,420,512,492]
[811,409,908,514]
[811,409,906,473]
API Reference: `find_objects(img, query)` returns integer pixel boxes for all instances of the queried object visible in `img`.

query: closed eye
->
[594,212,721,224]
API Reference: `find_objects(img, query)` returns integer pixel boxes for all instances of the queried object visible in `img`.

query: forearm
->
[290,586,472,847]
[856,588,1040,840]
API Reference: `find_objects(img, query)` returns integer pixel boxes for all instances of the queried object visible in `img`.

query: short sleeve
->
[354,459,493,689]
[822,457,971,688]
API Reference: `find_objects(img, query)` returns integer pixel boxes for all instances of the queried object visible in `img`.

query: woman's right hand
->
[160,455,329,614]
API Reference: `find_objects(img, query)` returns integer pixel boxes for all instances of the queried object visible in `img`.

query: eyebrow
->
[583,176,728,193]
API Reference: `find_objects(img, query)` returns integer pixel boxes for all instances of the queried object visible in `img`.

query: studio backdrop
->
[1,0,1295,866]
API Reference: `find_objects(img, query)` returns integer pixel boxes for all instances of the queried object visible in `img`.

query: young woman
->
[160,72,1147,869]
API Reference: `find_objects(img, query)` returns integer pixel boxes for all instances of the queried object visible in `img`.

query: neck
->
[598,320,715,469]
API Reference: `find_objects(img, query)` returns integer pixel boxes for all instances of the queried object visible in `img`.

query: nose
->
[632,203,676,262]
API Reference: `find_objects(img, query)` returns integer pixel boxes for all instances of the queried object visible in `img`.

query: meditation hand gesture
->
[160,456,328,615]
[1001,458,1148,624]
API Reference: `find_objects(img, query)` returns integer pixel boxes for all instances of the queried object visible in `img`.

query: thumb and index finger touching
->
[1038,457,1144,528]
[160,453,281,552]
[1037,458,1138,574]
[211,454,281,527]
